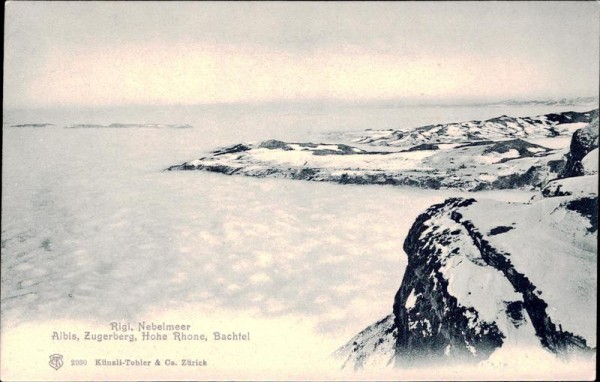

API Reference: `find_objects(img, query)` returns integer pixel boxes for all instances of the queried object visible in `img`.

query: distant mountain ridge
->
[491,96,599,107]
[335,109,598,148]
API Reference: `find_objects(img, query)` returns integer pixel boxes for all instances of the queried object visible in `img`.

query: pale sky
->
[4,1,599,108]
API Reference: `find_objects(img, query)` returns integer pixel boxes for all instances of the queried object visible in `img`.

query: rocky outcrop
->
[540,120,598,198]
[336,193,596,369]
[561,118,599,178]
[396,197,592,363]
[564,197,598,233]
[392,198,506,366]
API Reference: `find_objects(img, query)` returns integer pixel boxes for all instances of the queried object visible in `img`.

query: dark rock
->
[561,119,599,178]
[564,197,598,233]
[541,182,572,198]
[547,159,566,174]
[545,109,599,124]
[212,144,252,156]
[393,198,503,366]
[404,143,440,152]
[258,140,293,150]
[482,139,550,157]
[489,226,514,236]
[456,140,496,148]
[505,301,526,328]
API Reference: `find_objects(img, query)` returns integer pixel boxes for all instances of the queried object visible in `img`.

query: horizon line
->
[4,95,599,111]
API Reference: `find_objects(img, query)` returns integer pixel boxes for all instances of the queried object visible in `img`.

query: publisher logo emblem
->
[49,354,64,370]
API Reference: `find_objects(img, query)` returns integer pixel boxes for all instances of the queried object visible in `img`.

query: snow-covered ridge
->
[168,137,566,191]
[335,109,598,148]
[167,109,599,191]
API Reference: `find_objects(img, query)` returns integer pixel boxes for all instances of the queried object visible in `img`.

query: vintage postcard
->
[1,1,598,381]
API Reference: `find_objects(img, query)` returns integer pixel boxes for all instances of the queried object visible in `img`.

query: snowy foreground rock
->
[334,120,598,369]
[167,109,598,191]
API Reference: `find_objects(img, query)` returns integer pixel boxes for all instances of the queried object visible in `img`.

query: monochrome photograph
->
[2,1,598,380]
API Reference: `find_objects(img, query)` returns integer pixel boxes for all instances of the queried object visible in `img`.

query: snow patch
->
[406,289,418,309]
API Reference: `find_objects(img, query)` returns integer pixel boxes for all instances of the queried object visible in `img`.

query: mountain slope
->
[336,192,597,369]
[335,122,598,369]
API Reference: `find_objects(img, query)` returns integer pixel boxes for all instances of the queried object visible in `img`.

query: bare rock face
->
[392,197,593,366]
[392,198,505,366]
